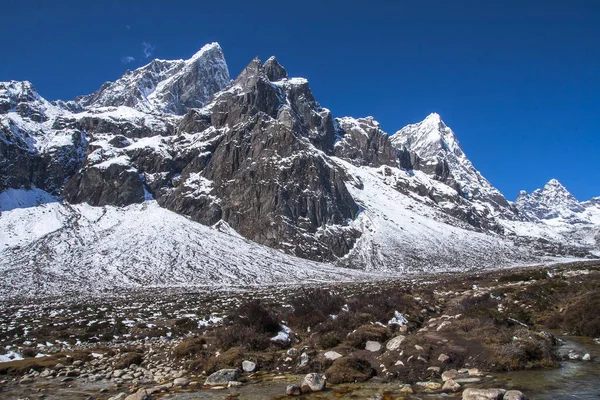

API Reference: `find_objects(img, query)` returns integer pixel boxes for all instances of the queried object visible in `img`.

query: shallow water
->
[492,334,600,400]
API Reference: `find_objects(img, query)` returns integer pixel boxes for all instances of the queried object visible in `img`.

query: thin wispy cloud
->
[142,42,155,59]
[121,56,135,64]
[126,24,131,30]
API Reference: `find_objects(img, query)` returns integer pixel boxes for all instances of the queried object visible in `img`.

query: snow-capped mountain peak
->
[390,113,511,213]
[72,42,230,115]
[390,112,464,160]
[515,178,585,221]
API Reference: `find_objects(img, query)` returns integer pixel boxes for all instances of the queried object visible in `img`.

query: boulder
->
[441,369,457,381]
[324,351,343,361]
[286,384,301,396]
[124,389,150,400]
[365,341,382,352]
[442,378,461,392]
[462,388,507,400]
[242,360,256,372]
[386,335,406,351]
[399,384,413,393]
[173,377,189,387]
[204,369,241,386]
[108,394,127,400]
[301,373,326,392]
[503,390,527,400]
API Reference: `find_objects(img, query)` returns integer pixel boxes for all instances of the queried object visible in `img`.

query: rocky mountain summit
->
[1,42,598,298]
[516,179,587,221]
[65,42,230,114]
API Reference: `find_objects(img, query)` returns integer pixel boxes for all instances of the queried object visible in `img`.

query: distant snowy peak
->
[390,113,511,212]
[390,112,464,161]
[516,178,586,221]
[0,80,62,121]
[73,42,230,115]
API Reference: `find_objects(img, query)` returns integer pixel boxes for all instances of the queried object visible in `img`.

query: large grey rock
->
[462,388,507,400]
[242,360,256,372]
[204,369,241,386]
[301,373,326,392]
[286,384,301,396]
[124,388,150,400]
[323,351,343,361]
[386,335,406,351]
[365,341,382,352]
[503,390,527,400]
[173,377,189,387]
[441,378,460,392]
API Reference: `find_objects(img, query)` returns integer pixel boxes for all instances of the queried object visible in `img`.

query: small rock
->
[60,377,74,382]
[441,369,457,382]
[301,373,326,392]
[113,369,125,378]
[298,352,309,367]
[287,348,298,356]
[454,377,482,383]
[567,351,580,360]
[442,378,461,392]
[582,353,591,361]
[19,377,34,384]
[462,388,507,400]
[365,341,382,352]
[469,368,483,377]
[386,335,406,351]
[173,377,189,387]
[124,388,150,400]
[438,353,450,363]
[108,394,127,400]
[399,384,413,393]
[437,321,451,331]
[324,351,343,361]
[228,381,242,388]
[204,369,241,386]
[286,384,301,396]
[415,345,424,351]
[503,390,527,400]
[427,366,440,374]
[242,360,256,372]
[424,381,442,390]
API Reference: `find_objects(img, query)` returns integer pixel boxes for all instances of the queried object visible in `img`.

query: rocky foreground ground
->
[1,260,599,399]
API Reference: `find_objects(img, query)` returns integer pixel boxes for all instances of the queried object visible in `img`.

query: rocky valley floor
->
[1,260,599,399]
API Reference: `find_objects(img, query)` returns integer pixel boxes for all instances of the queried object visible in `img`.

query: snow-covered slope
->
[0,193,377,299]
[71,43,230,114]
[332,158,528,271]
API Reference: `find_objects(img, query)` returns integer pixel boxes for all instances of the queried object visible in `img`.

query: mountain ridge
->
[1,42,598,298]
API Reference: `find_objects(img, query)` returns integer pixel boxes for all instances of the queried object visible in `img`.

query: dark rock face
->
[156,59,361,261]
[0,82,87,195]
[334,117,398,167]
[263,57,288,81]
[63,164,144,207]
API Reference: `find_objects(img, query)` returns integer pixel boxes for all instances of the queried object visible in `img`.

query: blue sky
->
[1,0,598,200]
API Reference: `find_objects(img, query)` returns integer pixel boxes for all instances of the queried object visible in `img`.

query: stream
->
[491,333,600,400]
